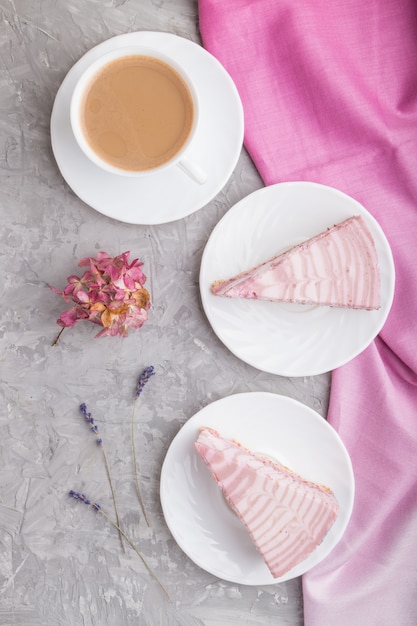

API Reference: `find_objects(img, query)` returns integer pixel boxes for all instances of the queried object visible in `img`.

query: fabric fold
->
[198,1,417,623]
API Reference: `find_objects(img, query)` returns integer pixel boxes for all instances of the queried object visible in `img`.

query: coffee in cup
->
[70,47,206,183]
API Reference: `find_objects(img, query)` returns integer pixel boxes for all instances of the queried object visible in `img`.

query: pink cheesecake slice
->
[211,215,380,310]
[195,427,339,578]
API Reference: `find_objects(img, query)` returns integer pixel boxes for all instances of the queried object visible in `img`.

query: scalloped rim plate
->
[160,392,355,585]
[199,182,395,376]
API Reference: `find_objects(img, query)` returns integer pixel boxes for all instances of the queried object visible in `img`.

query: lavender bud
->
[135,365,155,399]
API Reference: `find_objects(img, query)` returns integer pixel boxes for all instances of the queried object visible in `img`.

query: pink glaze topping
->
[211,215,380,310]
[195,427,339,578]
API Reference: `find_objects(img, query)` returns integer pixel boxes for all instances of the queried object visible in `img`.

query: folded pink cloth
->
[198,1,417,624]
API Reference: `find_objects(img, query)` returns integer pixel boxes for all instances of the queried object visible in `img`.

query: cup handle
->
[177,158,207,185]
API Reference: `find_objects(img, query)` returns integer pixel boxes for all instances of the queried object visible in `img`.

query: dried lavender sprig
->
[68,490,171,602]
[135,365,155,398]
[69,490,102,511]
[131,366,155,527]
[80,403,124,551]
[80,402,103,444]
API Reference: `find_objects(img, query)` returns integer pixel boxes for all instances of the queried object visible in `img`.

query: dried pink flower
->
[50,251,150,343]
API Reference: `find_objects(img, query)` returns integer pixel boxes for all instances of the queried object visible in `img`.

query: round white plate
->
[200,182,395,376]
[160,392,354,585]
[50,32,244,224]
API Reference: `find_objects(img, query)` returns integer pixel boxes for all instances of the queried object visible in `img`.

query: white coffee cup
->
[70,46,206,184]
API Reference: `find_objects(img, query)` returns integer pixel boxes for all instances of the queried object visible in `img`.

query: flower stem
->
[69,491,171,602]
[98,509,172,602]
[79,403,125,552]
[52,327,65,346]
[101,447,125,553]
[131,402,150,527]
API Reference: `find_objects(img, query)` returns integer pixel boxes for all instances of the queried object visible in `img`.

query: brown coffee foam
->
[80,55,194,171]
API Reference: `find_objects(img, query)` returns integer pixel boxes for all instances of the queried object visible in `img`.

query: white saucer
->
[50,32,244,225]
[160,392,355,585]
[200,182,395,376]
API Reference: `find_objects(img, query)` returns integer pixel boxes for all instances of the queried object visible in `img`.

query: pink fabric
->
[198,1,417,624]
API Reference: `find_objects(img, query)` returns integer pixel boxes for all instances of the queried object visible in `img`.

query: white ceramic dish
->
[200,182,395,376]
[50,31,244,224]
[160,392,355,585]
